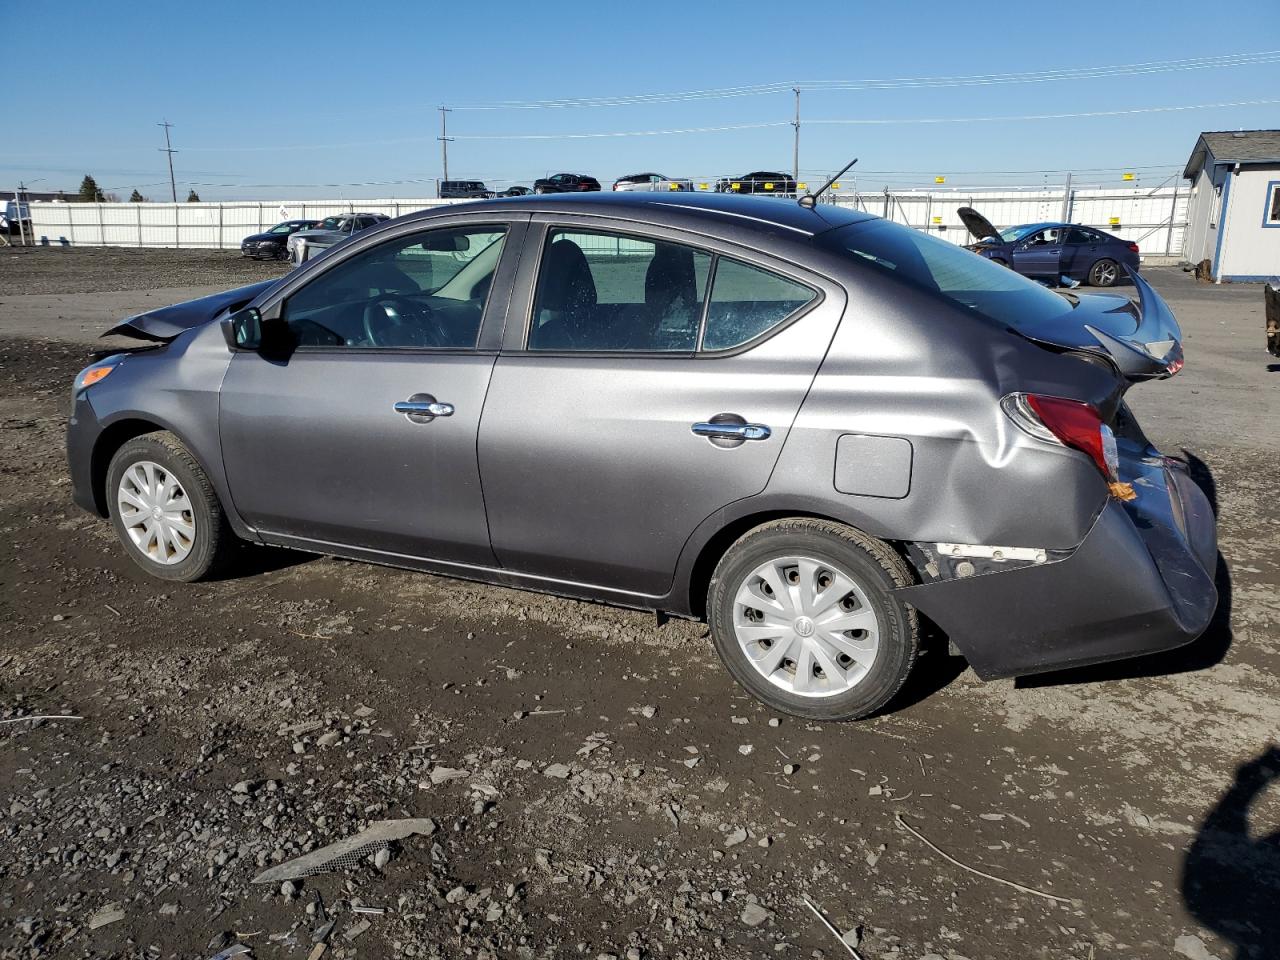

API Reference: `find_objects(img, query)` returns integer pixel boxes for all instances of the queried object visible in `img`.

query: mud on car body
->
[67,192,1217,721]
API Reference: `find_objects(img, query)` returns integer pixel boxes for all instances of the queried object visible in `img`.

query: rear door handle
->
[691,421,771,441]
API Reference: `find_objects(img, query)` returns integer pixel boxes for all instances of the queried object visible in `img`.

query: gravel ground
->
[1,255,1278,960]
[1,246,289,296]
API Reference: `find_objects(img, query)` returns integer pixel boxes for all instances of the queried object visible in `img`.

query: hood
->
[104,280,276,342]
[1014,269,1183,382]
[957,206,1001,242]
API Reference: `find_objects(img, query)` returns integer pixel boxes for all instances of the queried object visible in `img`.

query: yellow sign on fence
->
[1122,172,1135,181]
[1109,216,1122,226]
[935,176,946,184]
[932,216,942,223]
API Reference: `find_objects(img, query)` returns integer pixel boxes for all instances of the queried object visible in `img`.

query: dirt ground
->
[1,249,1278,960]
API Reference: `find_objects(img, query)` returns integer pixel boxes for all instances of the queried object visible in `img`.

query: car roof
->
[410,191,874,237]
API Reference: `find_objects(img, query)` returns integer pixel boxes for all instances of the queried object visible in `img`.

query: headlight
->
[74,359,121,392]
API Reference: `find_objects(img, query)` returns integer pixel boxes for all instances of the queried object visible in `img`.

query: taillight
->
[1127,242,1139,254]
[1001,393,1119,481]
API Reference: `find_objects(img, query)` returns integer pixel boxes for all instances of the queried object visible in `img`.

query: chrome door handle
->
[691,421,771,441]
[394,396,454,422]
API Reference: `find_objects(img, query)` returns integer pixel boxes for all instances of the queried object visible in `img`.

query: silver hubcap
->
[116,460,196,565]
[732,555,880,698]
[1094,261,1116,284]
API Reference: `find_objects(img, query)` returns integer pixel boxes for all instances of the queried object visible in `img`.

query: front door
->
[478,223,845,597]
[1011,227,1064,279]
[220,220,522,564]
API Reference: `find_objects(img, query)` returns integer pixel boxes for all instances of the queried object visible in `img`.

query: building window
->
[1264,180,1280,228]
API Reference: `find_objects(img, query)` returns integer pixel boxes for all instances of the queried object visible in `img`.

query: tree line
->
[68,175,200,203]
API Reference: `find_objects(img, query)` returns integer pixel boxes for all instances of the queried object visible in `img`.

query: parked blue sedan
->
[958,207,1140,287]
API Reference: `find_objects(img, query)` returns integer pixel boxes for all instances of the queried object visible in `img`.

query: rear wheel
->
[1088,258,1119,287]
[106,431,237,582]
[708,519,918,721]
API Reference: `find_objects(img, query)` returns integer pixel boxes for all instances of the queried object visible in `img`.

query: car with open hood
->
[958,207,1141,287]
[67,192,1215,721]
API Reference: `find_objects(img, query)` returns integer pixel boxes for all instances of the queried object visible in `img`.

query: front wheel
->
[106,431,238,582]
[1088,258,1119,287]
[708,519,918,721]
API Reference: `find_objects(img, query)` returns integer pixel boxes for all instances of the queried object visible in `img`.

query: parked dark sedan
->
[958,207,1140,287]
[497,186,533,197]
[67,193,1213,721]
[715,171,798,195]
[240,219,319,260]
[532,173,601,194]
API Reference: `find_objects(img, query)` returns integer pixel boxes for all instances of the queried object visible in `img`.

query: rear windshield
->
[820,220,1072,330]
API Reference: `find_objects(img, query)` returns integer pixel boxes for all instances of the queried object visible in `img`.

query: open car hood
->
[1015,269,1183,382]
[103,280,276,342]
[957,206,1001,242]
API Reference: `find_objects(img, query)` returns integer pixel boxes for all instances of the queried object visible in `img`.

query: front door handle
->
[691,421,771,441]
[395,394,454,423]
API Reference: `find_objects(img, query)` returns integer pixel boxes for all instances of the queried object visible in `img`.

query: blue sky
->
[6,0,1280,199]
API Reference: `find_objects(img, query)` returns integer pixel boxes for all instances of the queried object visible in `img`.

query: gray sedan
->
[66,193,1216,721]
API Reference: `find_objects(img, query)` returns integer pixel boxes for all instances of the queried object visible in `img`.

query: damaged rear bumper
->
[897,455,1218,680]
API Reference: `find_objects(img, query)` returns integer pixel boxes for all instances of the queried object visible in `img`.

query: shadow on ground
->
[1182,746,1280,960]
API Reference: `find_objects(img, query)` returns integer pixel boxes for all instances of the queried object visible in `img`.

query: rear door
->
[1061,226,1103,279]
[477,218,846,597]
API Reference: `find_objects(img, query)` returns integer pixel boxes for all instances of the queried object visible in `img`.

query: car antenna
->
[798,158,858,209]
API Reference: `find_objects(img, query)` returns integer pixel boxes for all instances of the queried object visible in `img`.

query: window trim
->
[1262,179,1280,229]
[257,217,528,356]
[514,219,824,359]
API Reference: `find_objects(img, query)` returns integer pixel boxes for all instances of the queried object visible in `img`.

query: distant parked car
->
[497,186,533,197]
[613,172,693,192]
[533,173,601,194]
[2,198,32,234]
[287,213,389,265]
[715,171,797,195]
[439,180,495,199]
[240,219,319,260]
[958,208,1140,288]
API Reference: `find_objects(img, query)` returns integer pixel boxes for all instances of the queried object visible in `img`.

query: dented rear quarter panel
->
[766,263,1115,551]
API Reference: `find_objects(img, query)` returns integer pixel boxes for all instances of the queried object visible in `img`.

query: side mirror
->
[222,307,262,350]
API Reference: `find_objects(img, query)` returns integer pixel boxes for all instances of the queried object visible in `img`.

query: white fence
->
[23,186,1189,257]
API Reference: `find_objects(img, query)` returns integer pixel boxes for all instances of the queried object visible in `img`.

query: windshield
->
[998,224,1038,242]
[821,220,1073,331]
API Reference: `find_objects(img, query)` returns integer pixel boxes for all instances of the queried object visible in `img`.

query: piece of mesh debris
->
[252,818,436,884]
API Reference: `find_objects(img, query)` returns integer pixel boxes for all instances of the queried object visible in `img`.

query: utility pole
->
[15,180,28,247]
[438,106,453,188]
[791,87,801,185]
[158,120,178,202]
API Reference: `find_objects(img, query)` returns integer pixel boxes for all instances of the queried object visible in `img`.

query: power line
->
[452,50,1280,109]
[447,98,1280,141]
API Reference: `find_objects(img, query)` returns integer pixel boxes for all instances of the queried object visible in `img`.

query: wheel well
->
[685,511,916,620]
[89,419,164,516]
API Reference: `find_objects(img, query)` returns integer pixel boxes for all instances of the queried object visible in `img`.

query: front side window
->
[527,228,815,353]
[282,225,507,349]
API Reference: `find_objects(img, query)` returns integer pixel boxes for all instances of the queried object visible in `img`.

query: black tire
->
[1088,258,1119,287]
[708,519,918,721]
[106,431,238,582]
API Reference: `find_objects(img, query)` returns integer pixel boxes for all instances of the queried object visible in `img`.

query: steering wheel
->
[361,295,449,347]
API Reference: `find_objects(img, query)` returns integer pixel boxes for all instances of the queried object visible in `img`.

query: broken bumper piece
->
[896,453,1217,680]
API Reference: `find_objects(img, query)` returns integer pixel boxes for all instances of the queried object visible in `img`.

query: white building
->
[1182,130,1280,283]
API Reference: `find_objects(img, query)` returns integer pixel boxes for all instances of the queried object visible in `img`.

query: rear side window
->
[529,229,711,351]
[702,259,816,350]
[527,228,815,353]
[821,219,1072,331]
